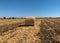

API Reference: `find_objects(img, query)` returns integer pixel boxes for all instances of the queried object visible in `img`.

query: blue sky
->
[0,0,60,17]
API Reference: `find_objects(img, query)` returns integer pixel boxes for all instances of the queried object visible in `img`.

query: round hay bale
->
[25,16,36,26]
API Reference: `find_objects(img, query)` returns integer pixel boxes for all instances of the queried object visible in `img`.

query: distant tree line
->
[0,17,25,19]
[0,17,60,19]
[3,17,16,19]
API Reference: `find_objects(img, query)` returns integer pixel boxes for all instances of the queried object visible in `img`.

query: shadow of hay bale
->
[0,22,24,35]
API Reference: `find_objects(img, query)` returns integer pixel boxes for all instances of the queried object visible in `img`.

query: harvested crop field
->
[0,18,60,43]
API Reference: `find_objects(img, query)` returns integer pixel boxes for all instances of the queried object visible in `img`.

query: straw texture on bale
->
[25,16,35,26]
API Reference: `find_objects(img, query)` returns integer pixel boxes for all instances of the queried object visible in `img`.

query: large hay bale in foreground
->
[25,16,35,26]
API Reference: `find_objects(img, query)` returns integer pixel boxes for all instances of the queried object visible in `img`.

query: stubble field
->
[0,18,60,43]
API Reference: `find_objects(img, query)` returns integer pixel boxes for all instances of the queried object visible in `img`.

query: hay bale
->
[25,16,35,26]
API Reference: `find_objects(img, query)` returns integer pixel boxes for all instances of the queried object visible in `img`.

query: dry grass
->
[0,18,60,43]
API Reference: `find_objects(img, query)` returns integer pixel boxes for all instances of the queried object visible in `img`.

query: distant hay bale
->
[25,16,36,26]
